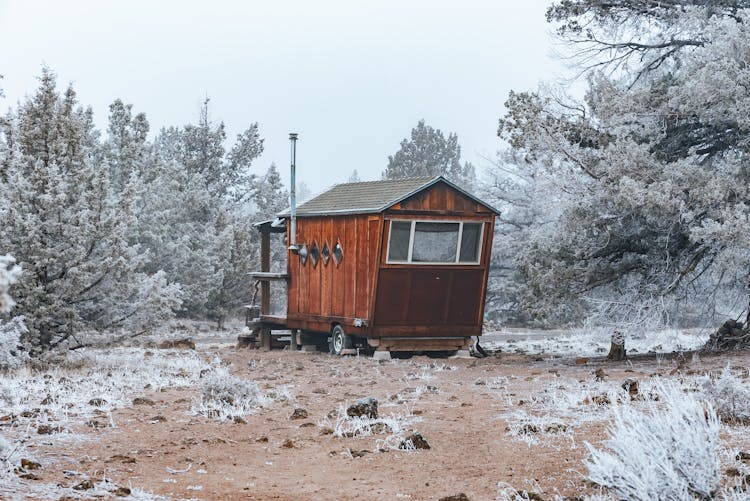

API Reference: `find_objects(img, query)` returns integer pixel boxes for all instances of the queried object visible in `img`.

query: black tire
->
[330,324,352,355]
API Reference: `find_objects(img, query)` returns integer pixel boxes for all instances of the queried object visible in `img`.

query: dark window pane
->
[459,223,482,262]
[310,242,319,267]
[322,242,330,265]
[388,221,411,261]
[412,222,459,262]
[333,241,343,266]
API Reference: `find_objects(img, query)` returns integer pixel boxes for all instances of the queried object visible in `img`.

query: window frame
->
[385,219,484,265]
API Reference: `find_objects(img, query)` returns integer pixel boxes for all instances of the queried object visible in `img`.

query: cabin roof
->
[278,176,500,217]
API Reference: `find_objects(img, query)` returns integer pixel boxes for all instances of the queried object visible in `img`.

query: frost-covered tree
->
[384,120,476,188]
[479,151,578,325]
[0,255,26,369]
[497,3,750,330]
[0,69,181,353]
[150,99,266,323]
[253,162,287,220]
[347,169,361,183]
[206,211,257,329]
[101,99,150,193]
[0,256,20,314]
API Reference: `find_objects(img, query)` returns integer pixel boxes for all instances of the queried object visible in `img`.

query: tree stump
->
[607,331,626,361]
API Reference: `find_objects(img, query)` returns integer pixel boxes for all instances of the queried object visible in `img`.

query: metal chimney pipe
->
[288,133,298,252]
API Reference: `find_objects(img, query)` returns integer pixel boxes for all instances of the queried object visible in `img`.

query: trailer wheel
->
[330,324,352,355]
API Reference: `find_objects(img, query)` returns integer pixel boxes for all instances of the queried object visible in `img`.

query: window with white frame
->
[386,220,483,264]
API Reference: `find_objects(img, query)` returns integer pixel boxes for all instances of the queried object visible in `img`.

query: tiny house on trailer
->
[251,176,499,355]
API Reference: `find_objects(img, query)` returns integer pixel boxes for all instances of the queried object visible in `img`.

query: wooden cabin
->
[251,176,499,355]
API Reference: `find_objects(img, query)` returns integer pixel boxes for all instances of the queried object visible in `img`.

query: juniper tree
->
[497,2,750,330]
[384,120,476,188]
[150,98,266,323]
[0,69,180,353]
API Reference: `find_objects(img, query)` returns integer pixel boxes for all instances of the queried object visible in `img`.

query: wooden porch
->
[237,219,299,350]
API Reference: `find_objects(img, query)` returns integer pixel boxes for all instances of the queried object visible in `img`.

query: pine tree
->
[384,120,476,188]
[149,98,266,322]
[0,69,180,353]
[253,163,287,220]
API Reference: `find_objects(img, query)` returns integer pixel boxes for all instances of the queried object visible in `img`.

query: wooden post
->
[260,229,271,351]
[260,230,271,315]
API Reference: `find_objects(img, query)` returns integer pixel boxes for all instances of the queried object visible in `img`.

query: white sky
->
[0,1,564,195]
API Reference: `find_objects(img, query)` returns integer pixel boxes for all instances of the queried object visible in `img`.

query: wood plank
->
[355,216,369,319]
[377,338,469,352]
[331,216,346,317]
[259,314,288,326]
[320,217,332,317]
[343,217,356,319]
[309,218,322,316]
[367,218,380,319]
[373,325,481,336]
[248,272,289,280]
[298,219,309,316]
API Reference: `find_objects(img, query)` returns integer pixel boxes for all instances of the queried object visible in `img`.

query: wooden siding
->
[286,214,382,333]
[389,183,494,214]
[284,180,497,342]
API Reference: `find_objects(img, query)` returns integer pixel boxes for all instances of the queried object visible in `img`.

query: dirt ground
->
[16,346,750,500]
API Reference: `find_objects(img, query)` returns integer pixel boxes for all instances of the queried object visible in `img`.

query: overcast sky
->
[0,1,564,195]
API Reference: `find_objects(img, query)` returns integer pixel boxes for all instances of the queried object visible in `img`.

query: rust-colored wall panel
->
[373,267,485,329]
[407,269,451,324]
[373,270,410,324]
[446,270,484,324]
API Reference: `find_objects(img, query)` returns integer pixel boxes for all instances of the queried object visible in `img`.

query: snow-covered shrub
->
[0,255,21,313]
[193,367,267,421]
[0,348,210,429]
[585,381,721,500]
[0,255,27,371]
[318,403,422,452]
[321,403,419,440]
[0,316,28,370]
[504,409,572,446]
[500,376,654,446]
[702,366,750,424]
[720,487,750,501]
[0,433,20,494]
[497,483,614,501]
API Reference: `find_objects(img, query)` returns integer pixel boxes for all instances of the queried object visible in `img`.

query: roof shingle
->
[278,176,499,217]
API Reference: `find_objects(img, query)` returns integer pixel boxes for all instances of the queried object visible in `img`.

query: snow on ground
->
[483,327,710,357]
[0,346,290,499]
